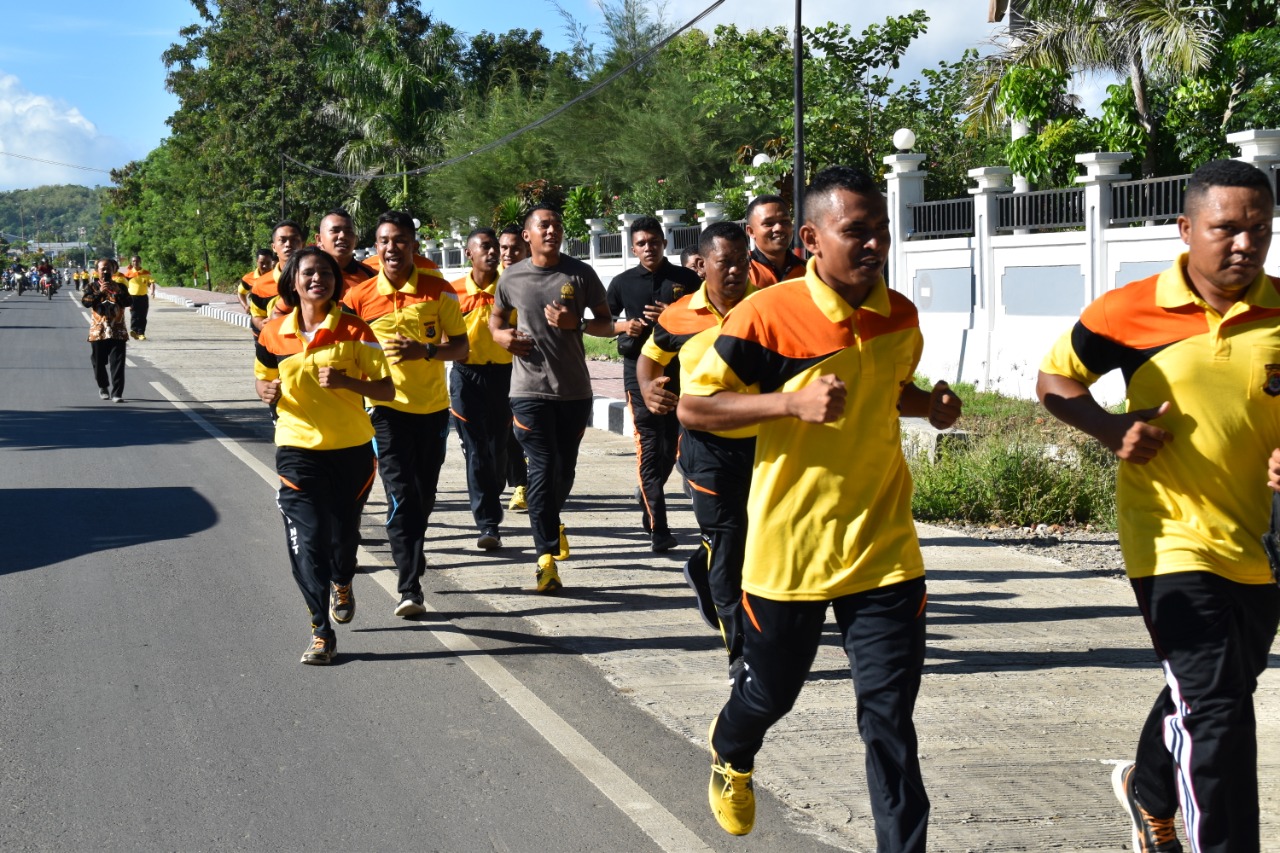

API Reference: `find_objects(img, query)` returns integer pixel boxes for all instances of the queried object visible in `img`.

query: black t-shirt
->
[606,258,701,391]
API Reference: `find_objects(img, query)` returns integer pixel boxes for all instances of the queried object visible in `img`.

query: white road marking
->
[150,380,713,853]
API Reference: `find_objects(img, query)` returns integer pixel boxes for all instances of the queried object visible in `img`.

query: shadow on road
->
[1,487,218,574]
[0,407,212,451]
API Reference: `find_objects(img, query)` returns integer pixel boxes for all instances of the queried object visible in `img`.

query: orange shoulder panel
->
[1083,275,1206,350]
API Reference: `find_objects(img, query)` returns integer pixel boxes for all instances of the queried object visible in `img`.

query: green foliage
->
[491,195,525,231]
[997,66,1073,126]
[910,416,1118,529]
[563,184,604,239]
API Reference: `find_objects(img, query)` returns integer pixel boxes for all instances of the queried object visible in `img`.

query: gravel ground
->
[936,522,1127,577]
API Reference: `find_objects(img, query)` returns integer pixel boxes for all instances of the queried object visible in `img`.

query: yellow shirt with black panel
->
[1041,254,1280,584]
[249,265,282,323]
[341,265,465,414]
[450,271,514,366]
[683,259,925,602]
[254,303,390,451]
[124,266,154,297]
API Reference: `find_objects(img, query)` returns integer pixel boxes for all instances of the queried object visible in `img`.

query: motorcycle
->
[41,275,57,300]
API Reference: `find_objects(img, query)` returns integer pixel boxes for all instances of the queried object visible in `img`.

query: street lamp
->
[893,128,917,153]
[196,208,212,291]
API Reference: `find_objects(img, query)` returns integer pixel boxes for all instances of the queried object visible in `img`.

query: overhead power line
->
[0,150,113,174]
[284,0,728,181]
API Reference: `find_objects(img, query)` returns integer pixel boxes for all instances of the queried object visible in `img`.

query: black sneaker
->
[682,548,718,629]
[300,634,335,665]
[394,596,426,618]
[652,531,678,553]
[1111,761,1182,852]
[477,528,502,551]
[330,581,355,624]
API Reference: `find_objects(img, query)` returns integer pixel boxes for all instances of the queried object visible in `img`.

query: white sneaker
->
[394,597,426,618]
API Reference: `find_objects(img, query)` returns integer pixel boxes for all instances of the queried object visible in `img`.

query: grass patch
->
[908,381,1118,529]
[584,334,619,361]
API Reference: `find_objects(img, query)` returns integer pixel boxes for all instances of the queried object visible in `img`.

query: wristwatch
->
[425,343,439,360]
[578,317,589,334]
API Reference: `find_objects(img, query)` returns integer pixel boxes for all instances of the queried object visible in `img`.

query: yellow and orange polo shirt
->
[254,303,389,451]
[747,248,806,288]
[342,265,465,415]
[1041,254,1280,584]
[684,259,925,601]
[123,266,154,297]
[642,282,757,441]
[248,265,282,323]
[450,271,514,366]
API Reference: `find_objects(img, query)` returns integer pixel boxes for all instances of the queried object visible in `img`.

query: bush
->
[910,413,1117,529]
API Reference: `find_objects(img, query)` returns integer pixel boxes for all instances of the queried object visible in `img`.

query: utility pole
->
[792,0,805,235]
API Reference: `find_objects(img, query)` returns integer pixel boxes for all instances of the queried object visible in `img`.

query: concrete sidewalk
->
[134,292,1279,852]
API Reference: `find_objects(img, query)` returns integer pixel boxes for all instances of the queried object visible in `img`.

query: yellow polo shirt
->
[341,265,465,414]
[124,266,154,296]
[684,260,925,601]
[254,304,389,450]
[1041,254,1280,584]
[450,271,514,366]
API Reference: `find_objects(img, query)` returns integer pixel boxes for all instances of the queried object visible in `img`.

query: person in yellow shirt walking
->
[123,255,155,340]
[342,211,468,618]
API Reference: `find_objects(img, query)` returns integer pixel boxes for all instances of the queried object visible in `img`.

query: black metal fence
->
[564,236,590,258]
[598,232,623,259]
[669,224,702,252]
[1110,174,1190,225]
[996,187,1086,232]
[907,198,974,239]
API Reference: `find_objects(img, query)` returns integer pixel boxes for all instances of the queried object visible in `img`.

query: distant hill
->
[0,185,106,244]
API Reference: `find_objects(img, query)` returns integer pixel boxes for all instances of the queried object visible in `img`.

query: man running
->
[249,222,304,335]
[315,208,375,290]
[1039,158,1280,853]
[744,194,805,288]
[123,255,155,340]
[490,204,612,593]
[680,166,959,846]
[342,211,468,618]
[498,223,531,512]
[239,248,274,313]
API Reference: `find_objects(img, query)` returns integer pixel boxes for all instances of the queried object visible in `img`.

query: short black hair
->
[680,246,701,266]
[746,194,788,223]
[523,203,562,227]
[321,208,355,228]
[467,226,497,243]
[276,246,345,310]
[256,247,275,259]
[803,166,882,225]
[376,210,417,234]
[630,216,663,239]
[1185,159,1275,217]
[273,219,303,237]
[499,224,525,239]
[698,220,748,256]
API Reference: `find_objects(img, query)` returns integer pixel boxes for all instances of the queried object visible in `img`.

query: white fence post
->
[656,209,686,253]
[587,218,610,264]
[1228,129,1280,195]
[883,152,927,294]
[617,213,643,259]
[697,202,726,231]
[967,167,1012,390]
[1075,152,1130,303]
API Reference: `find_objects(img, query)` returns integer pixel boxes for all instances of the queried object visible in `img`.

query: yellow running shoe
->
[557,524,570,560]
[708,719,754,835]
[508,485,527,512]
[535,554,562,594]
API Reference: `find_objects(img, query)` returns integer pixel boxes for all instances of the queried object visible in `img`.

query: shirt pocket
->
[1249,344,1280,402]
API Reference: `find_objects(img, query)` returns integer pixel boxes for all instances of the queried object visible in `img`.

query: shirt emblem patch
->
[671,285,686,299]
[560,283,576,303]
[1264,364,1280,397]
[424,323,437,340]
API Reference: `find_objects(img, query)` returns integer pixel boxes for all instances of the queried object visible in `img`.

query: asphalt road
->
[0,288,841,852]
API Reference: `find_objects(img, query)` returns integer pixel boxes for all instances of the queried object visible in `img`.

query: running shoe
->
[300,634,335,665]
[1112,761,1182,852]
[535,554,562,594]
[477,529,502,551]
[394,596,427,618]
[98,388,110,400]
[651,530,678,553]
[112,397,124,403]
[330,581,355,624]
[508,486,527,512]
[708,718,754,835]
[682,548,717,630]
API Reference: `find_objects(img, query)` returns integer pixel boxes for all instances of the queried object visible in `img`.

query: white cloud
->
[0,71,132,190]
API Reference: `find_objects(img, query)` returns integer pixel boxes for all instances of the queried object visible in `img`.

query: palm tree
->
[972,0,1218,177]
[316,20,460,212]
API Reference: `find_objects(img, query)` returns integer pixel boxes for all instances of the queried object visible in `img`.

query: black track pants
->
[510,397,592,557]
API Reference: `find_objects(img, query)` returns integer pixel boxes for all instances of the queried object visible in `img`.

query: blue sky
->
[0,1,1006,192]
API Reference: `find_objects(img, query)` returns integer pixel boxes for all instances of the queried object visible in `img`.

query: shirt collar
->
[688,281,757,321]
[803,257,889,322]
[279,302,341,337]
[1156,252,1280,311]
[376,265,419,296]
[466,269,499,296]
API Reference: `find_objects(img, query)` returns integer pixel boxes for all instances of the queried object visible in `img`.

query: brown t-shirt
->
[494,254,607,401]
